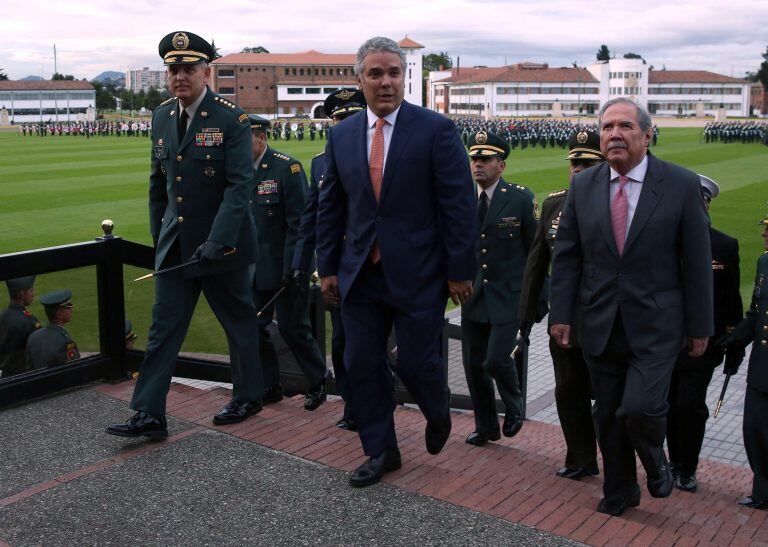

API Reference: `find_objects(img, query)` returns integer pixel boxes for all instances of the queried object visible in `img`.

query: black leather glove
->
[191,241,228,262]
[292,269,305,285]
[723,344,745,375]
[535,301,549,323]
[518,320,533,346]
[281,272,296,288]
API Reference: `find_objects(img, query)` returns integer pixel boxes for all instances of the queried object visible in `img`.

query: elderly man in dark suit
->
[549,97,713,516]
[316,36,476,487]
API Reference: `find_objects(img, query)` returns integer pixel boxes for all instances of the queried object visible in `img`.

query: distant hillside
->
[20,75,43,81]
[92,71,125,85]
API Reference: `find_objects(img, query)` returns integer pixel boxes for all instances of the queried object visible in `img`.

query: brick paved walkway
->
[92,379,765,546]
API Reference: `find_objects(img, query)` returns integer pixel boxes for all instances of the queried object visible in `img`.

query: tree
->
[0,68,8,81]
[91,80,117,110]
[745,71,759,82]
[241,46,269,53]
[211,39,222,60]
[144,87,166,111]
[51,73,75,80]
[757,46,768,91]
[596,45,611,61]
[623,53,643,59]
[422,52,452,72]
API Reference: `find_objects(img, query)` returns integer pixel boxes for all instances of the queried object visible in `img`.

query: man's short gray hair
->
[355,37,406,75]
[598,97,652,132]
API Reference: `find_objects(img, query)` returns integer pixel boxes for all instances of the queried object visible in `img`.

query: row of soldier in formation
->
[17,120,151,137]
[702,121,768,145]
[453,116,660,150]
[265,120,331,141]
[0,283,141,375]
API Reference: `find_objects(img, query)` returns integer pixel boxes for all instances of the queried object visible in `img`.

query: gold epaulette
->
[547,189,568,199]
[159,97,177,107]
[272,152,291,161]
[213,95,237,110]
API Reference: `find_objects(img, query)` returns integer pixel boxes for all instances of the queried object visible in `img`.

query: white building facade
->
[125,67,165,93]
[0,81,96,123]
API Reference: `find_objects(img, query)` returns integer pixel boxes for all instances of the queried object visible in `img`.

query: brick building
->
[211,37,424,118]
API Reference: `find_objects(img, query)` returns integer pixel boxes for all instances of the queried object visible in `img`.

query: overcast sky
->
[2,0,767,80]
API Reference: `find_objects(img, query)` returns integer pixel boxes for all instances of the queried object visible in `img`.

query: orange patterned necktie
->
[368,118,387,262]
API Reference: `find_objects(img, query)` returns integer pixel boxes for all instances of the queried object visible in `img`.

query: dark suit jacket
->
[292,152,324,274]
[462,179,538,324]
[149,87,257,278]
[316,101,476,311]
[549,153,714,358]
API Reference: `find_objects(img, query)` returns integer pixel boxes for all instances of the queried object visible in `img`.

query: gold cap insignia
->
[335,89,355,100]
[576,131,588,144]
[172,32,190,50]
[533,199,541,220]
[475,131,488,145]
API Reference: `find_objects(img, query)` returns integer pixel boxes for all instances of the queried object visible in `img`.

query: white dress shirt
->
[179,87,207,131]
[609,154,648,240]
[477,180,499,202]
[366,105,400,171]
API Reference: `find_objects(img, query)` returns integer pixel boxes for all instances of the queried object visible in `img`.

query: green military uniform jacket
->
[462,179,538,324]
[252,146,309,290]
[0,303,41,377]
[731,252,768,393]
[149,87,257,278]
[519,189,570,336]
[25,323,80,370]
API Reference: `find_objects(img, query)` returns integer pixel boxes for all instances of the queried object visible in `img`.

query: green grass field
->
[1,128,767,356]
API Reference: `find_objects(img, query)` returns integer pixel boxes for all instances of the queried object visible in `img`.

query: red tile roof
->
[436,66,598,85]
[398,36,424,49]
[214,50,356,66]
[0,80,94,90]
[648,70,746,84]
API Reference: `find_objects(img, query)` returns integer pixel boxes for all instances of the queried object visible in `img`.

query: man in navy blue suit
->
[316,36,476,487]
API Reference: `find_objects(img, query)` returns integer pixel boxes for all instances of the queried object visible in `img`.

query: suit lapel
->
[594,163,619,258]
[379,101,414,205]
[482,179,508,231]
[355,111,378,206]
[623,153,664,253]
[178,88,213,153]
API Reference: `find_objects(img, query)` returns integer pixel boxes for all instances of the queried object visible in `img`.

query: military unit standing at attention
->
[5,30,768,519]
[703,121,768,145]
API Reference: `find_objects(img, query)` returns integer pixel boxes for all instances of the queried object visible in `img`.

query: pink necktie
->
[611,175,629,254]
[368,118,386,263]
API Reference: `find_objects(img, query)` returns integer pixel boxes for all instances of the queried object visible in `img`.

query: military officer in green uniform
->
[107,31,264,440]
[519,130,603,479]
[461,131,539,446]
[720,210,768,510]
[26,290,80,369]
[0,276,41,377]
[249,114,328,410]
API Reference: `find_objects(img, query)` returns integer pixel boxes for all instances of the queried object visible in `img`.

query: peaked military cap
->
[566,130,604,161]
[468,131,509,160]
[323,88,366,119]
[5,276,35,295]
[249,115,271,131]
[158,31,214,65]
[125,319,138,341]
[39,290,73,310]
[759,203,768,226]
[698,174,720,202]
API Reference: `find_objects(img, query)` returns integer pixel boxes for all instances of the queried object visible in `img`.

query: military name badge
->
[258,180,278,195]
[498,216,520,229]
[66,342,77,361]
[195,131,223,147]
[153,138,165,158]
[712,259,725,271]
[756,274,765,298]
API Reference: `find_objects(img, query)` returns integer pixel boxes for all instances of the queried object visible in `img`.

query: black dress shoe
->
[304,378,327,411]
[647,459,674,498]
[466,430,501,446]
[213,399,263,425]
[502,412,523,438]
[674,473,698,493]
[556,462,599,480]
[349,449,402,487]
[106,411,168,440]
[738,496,768,510]
[425,417,452,455]
[335,418,358,431]
[262,384,283,404]
[597,486,641,516]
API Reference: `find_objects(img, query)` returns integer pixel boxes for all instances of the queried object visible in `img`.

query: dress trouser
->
[342,260,449,457]
[254,283,327,389]
[549,338,598,468]
[744,384,768,501]
[666,353,720,476]
[584,316,676,502]
[131,250,264,416]
[461,320,523,435]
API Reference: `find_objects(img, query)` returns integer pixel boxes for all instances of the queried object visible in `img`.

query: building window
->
[314,68,319,75]
[322,68,327,76]
[287,88,303,94]
[218,69,235,77]
[255,86,259,90]
[292,68,297,75]
[239,68,244,72]
[247,68,251,72]
[219,87,235,95]
[239,85,244,90]
[323,87,339,93]
[343,68,348,76]
[306,87,321,94]
[409,82,412,94]
[300,68,305,75]
[285,68,289,76]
